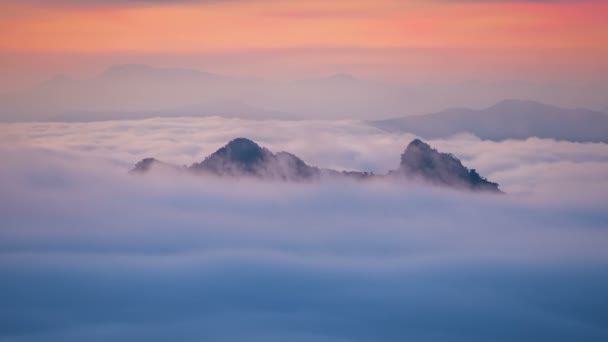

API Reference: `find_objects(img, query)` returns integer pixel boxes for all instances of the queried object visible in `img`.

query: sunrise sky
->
[2,2,608,340]
[1,0,607,91]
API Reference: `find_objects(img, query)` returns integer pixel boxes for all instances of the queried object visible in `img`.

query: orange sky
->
[0,0,607,90]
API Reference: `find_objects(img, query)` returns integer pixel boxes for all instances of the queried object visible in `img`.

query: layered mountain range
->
[2,64,606,144]
[370,99,608,143]
[132,138,501,193]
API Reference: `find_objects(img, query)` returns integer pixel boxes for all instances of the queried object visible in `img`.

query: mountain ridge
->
[369,99,608,143]
[132,138,501,193]
[4,63,606,125]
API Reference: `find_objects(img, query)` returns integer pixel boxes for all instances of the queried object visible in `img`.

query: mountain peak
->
[370,99,608,143]
[227,137,258,146]
[490,98,556,111]
[98,64,220,81]
[190,137,273,176]
[407,138,431,148]
[133,137,500,192]
[399,139,500,192]
[100,64,160,78]
[105,64,154,73]
[220,137,267,164]
[400,139,436,168]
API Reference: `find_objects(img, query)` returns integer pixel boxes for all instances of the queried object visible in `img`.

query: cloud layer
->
[1,118,607,341]
[2,117,607,198]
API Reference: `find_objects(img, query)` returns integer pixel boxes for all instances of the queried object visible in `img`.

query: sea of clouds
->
[1,117,607,341]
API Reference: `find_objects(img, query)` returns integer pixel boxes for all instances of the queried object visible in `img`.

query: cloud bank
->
[2,117,607,198]
[1,118,607,341]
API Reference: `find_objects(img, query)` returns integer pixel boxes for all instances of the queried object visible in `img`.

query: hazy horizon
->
[1,1,607,341]
[2,0,607,102]
[2,62,608,129]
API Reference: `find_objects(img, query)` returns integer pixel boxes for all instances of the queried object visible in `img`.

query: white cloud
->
[0,118,607,341]
[1,117,607,198]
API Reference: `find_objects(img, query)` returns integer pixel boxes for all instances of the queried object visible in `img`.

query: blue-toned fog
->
[1,118,607,341]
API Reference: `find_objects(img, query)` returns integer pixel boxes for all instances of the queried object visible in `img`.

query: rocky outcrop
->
[132,137,501,193]
[393,139,500,192]
[189,138,321,181]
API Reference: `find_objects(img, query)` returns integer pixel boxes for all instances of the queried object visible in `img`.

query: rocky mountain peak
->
[133,137,501,193]
[399,139,500,192]
[190,138,273,176]
[215,138,268,164]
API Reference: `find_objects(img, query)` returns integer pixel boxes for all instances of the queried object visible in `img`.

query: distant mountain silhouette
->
[97,64,224,83]
[2,64,607,123]
[370,99,608,143]
[0,65,209,121]
[133,138,501,193]
[0,64,403,121]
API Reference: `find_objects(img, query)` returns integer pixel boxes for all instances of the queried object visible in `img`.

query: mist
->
[2,64,608,123]
[2,0,608,339]
[1,118,608,341]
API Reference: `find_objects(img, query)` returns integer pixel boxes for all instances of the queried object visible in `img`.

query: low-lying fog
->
[1,117,607,341]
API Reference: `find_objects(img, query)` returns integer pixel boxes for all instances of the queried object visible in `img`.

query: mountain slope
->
[133,138,501,193]
[189,138,321,181]
[370,99,608,143]
[3,64,607,123]
[392,139,500,192]
[0,64,406,121]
